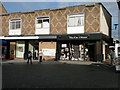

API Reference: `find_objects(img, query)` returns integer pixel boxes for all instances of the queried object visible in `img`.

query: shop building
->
[0,2,8,59]
[1,3,112,62]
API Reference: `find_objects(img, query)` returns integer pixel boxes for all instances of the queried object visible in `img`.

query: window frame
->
[67,13,85,27]
[9,18,22,31]
[35,16,50,29]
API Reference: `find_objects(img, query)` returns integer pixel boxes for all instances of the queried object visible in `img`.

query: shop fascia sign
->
[68,35,89,39]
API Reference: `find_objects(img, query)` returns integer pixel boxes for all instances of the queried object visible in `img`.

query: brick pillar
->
[96,40,103,62]
[10,42,16,59]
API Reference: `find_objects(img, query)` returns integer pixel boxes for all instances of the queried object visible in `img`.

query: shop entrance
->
[28,40,39,60]
[86,43,96,61]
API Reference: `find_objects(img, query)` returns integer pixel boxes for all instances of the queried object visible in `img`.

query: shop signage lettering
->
[42,49,55,56]
[68,36,88,39]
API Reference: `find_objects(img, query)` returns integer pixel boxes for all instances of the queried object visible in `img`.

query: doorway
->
[28,40,39,60]
[33,41,39,60]
[88,43,96,61]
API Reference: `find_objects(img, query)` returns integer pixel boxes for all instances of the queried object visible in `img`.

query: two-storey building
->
[0,2,7,59]
[1,3,112,62]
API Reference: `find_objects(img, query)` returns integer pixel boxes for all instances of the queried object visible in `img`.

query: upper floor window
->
[10,19,22,30]
[36,17,49,29]
[68,14,84,27]
[67,13,84,34]
[9,19,22,35]
[35,16,50,34]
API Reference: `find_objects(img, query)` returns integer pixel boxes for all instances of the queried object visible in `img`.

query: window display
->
[60,43,90,61]
[16,41,25,58]
[60,44,69,60]
[79,45,84,61]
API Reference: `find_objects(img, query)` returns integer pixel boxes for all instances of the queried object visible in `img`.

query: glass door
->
[33,40,39,60]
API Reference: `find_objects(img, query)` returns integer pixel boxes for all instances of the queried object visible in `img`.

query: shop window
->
[60,44,69,60]
[118,47,120,56]
[16,41,25,58]
[59,43,90,61]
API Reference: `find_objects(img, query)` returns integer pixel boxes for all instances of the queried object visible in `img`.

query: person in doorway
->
[27,51,32,64]
[109,49,115,65]
[39,49,43,63]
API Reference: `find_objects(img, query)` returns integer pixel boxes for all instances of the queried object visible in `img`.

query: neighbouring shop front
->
[0,40,9,59]
[58,41,96,61]
[15,40,39,60]
[56,33,111,62]
[5,35,57,60]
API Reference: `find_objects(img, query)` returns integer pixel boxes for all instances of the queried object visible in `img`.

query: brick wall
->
[39,42,56,60]
[1,3,107,36]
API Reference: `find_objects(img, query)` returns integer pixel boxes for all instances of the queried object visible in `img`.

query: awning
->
[0,35,57,40]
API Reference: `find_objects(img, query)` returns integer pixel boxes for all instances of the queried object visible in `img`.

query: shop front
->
[58,41,96,62]
[0,40,8,59]
[5,35,57,60]
[57,33,110,62]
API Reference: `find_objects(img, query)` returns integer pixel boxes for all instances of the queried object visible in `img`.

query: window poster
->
[42,49,55,56]
[43,22,49,28]
[65,48,69,51]
[16,41,25,58]
[19,47,23,52]
[62,44,67,47]
[36,24,41,29]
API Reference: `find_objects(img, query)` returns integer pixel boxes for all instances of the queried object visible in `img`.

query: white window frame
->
[67,13,85,34]
[35,16,50,34]
[67,13,85,27]
[9,18,22,30]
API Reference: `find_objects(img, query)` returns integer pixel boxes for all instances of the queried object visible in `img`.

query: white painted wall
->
[35,28,50,34]
[103,41,106,61]
[9,29,21,35]
[100,5,109,36]
[67,26,84,34]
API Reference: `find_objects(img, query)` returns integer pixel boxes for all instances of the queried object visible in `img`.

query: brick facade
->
[2,3,101,36]
[1,3,112,61]
[39,42,56,60]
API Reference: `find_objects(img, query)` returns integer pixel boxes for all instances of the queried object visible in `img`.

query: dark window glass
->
[37,20,42,23]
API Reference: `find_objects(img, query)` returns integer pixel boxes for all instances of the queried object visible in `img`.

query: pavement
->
[2,59,110,65]
[2,59,115,69]
[2,59,63,64]
[2,59,120,89]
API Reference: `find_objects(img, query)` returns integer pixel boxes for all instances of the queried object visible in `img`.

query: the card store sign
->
[68,35,89,39]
